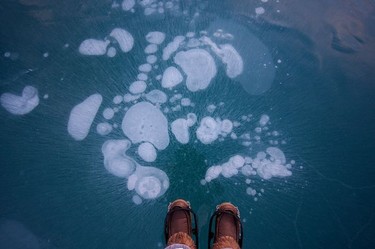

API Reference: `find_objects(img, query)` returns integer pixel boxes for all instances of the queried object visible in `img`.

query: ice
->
[162,35,185,60]
[259,114,270,126]
[1,86,39,115]
[146,31,166,44]
[129,81,147,94]
[161,66,183,88]
[78,39,110,55]
[145,90,167,104]
[107,47,117,57]
[0,220,41,249]
[138,142,157,162]
[128,165,169,199]
[138,63,152,72]
[132,195,142,205]
[171,118,190,144]
[96,122,113,135]
[102,139,137,178]
[109,28,134,53]
[266,147,286,164]
[147,55,157,64]
[122,0,135,11]
[174,49,217,92]
[113,95,123,104]
[68,94,102,141]
[196,117,220,144]
[186,113,197,127]
[103,108,114,120]
[144,44,158,54]
[121,102,170,150]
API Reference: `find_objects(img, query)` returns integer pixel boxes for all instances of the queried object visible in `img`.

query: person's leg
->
[210,203,242,249]
[164,199,197,249]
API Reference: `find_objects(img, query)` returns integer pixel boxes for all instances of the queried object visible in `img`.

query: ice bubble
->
[123,93,140,102]
[138,142,157,162]
[137,73,148,81]
[162,35,185,60]
[207,104,216,113]
[113,95,123,104]
[259,114,270,126]
[107,47,117,57]
[220,119,233,134]
[147,55,157,64]
[229,155,245,168]
[266,147,286,164]
[205,165,222,182]
[196,117,220,144]
[146,31,166,44]
[128,165,169,199]
[144,44,158,54]
[180,98,191,106]
[122,101,169,150]
[1,86,39,115]
[102,139,136,178]
[122,0,135,11]
[174,49,217,92]
[246,187,257,196]
[138,63,152,72]
[129,81,147,94]
[68,94,102,141]
[171,118,190,144]
[132,195,143,205]
[145,90,167,104]
[161,66,183,88]
[96,122,113,135]
[79,39,110,55]
[256,160,292,180]
[109,28,134,53]
[103,108,114,120]
[186,113,197,127]
[255,7,265,15]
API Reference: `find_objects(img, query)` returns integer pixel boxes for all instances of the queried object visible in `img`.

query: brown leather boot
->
[165,199,198,249]
[209,202,243,249]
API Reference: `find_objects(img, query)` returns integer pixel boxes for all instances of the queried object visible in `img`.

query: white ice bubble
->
[67,94,102,141]
[132,195,143,205]
[256,160,292,180]
[171,118,190,144]
[220,119,233,134]
[266,147,286,164]
[1,86,39,115]
[186,113,197,127]
[122,0,135,11]
[122,101,169,150]
[144,44,158,54]
[102,139,137,178]
[161,66,183,88]
[96,122,113,135]
[162,35,185,60]
[180,98,191,106]
[255,7,265,15]
[123,93,140,102]
[109,28,134,53]
[107,47,117,57]
[145,90,167,104]
[103,108,115,120]
[196,117,220,144]
[147,55,157,64]
[259,114,270,126]
[79,39,110,55]
[174,49,217,92]
[138,63,152,72]
[146,31,166,45]
[137,73,148,81]
[113,95,123,104]
[129,81,147,94]
[205,165,222,182]
[138,142,157,162]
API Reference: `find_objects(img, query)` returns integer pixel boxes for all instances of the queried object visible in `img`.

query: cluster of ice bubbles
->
[1,22,295,205]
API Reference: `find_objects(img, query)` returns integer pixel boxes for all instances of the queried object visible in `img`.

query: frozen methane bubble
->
[186,113,197,127]
[96,122,113,136]
[146,31,166,44]
[196,117,220,144]
[113,95,123,104]
[103,108,114,120]
[145,90,168,104]
[132,195,142,205]
[79,39,110,55]
[138,142,157,162]
[259,114,270,126]
[127,165,169,199]
[129,81,147,94]
[121,101,170,150]
[174,49,217,92]
[171,118,190,144]
[221,119,233,134]
[102,139,136,178]
[161,66,183,88]
[163,36,185,60]
[138,63,152,72]
[266,147,286,164]
[1,86,39,115]
[109,28,134,53]
[107,47,117,57]
[122,0,135,11]
[144,44,158,54]
[68,94,102,141]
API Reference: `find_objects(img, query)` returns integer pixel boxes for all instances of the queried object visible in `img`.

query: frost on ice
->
[1,86,39,115]
[121,102,170,150]
[67,94,102,141]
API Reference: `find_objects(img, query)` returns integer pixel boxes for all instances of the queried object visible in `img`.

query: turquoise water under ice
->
[1,0,375,248]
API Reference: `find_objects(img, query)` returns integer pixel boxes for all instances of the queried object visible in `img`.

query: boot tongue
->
[217,212,237,240]
[170,208,190,235]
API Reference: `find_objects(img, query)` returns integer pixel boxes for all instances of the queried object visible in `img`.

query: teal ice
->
[0,0,375,248]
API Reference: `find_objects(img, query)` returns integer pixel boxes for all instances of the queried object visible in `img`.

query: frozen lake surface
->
[0,0,375,248]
